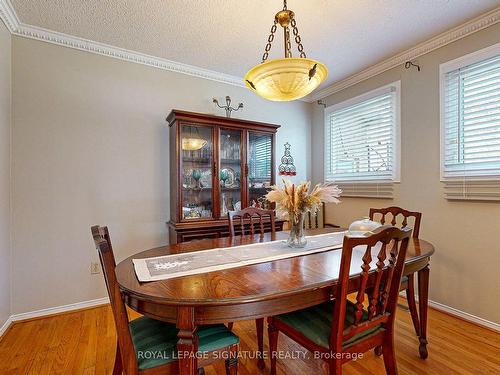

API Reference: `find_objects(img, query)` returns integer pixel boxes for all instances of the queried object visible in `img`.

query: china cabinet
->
[167,110,284,244]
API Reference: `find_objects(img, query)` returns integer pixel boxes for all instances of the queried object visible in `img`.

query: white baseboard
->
[1,295,499,340]
[10,297,109,323]
[427,300,500,332]
[0,315,13,337]
[0,297,109,339]
[399,291,500,332]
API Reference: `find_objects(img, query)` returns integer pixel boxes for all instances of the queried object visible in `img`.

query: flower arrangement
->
[266,180,341,247]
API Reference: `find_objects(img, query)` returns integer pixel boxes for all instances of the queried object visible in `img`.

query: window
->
[249,133,272,181]
[324,82,400,198]
[440,43,500,200]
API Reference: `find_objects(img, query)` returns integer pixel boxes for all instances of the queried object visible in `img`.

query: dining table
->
[116,228,435,375]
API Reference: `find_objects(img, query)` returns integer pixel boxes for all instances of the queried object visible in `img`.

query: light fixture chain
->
[245,0,327,101]
[291,18,306,58]
[285,28,292,58]
[262,19,278,63]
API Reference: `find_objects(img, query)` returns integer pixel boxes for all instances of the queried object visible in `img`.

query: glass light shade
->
[348,217,382,237]
[182,138,207,151]
[244,58,328,101]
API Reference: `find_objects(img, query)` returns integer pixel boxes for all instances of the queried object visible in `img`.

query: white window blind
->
[441,44,500,200]
[249,133,272,181]
[324,82,400,198]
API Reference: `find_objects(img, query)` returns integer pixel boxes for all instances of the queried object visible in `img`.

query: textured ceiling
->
[10,0,500,87]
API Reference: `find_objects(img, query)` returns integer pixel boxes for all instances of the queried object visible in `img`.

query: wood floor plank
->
[48,313,86,375]
[0,302,498,374]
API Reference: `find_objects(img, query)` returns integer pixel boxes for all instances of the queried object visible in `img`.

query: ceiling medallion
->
[245,0,328,102]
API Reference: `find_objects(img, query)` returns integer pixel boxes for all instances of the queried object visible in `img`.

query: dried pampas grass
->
[266,180,341,219]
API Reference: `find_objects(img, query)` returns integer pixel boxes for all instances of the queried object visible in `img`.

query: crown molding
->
[306,6,500,102]
[0,1,244,88]
[1,1,499,99]
[0,0,19,33]
[14,24,246,87]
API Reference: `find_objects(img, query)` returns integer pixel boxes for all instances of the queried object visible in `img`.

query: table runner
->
[132,231,346,282]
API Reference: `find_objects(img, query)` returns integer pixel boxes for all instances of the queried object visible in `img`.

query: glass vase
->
[287,212,307,248]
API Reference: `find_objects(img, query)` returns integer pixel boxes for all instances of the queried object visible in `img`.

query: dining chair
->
[305,202,341,229]
[369,206,422,338]
[227,207,276,237]
[268,225,412,375]
[91,225,240,375]
[227,207,275,369]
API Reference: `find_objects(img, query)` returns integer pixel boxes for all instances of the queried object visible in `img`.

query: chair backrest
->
[330,226,412,352]
[228,207,276,237]
[304,202,340,229]
[304,202,324,229]
[91,226,138,374]
[369,206,422,238]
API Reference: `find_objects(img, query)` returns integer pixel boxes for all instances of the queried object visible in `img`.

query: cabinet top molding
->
[166,110,281,132]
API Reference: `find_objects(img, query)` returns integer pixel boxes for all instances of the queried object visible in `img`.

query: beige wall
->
[0,20,11,327]
[7,18,500,325]
[312,23,500,324]
[11,37,312,314]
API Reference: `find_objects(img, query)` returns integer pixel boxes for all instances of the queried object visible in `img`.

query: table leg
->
[417,265,430,359]
[177,307,198,375]
[256,318,265,369]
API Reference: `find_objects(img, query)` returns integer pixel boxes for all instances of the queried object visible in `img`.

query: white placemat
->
[132,231,346,282]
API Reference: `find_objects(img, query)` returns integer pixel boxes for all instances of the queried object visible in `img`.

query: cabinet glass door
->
[248,132,273,208]
[219,128,243,217]
[180,124,214,220]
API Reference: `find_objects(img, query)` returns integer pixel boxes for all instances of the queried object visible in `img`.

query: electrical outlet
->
[90,262,100,274]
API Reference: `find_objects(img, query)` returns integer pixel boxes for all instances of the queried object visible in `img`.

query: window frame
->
[324,81,402,184]
[439,42,500,182]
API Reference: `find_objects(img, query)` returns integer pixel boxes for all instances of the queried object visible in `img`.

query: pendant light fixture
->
[245,0,328,102]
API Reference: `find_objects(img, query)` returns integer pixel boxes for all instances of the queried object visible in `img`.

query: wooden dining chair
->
[305,202,341,229]
[91,225,240,375]
[268,226,412,375]
[227,207,275,369]
[369,206,422,338]
[227,207,276,237]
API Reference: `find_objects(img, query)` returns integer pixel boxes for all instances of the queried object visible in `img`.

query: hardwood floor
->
[0,302,499,374]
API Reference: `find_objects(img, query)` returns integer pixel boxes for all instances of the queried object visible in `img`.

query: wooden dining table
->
[116,228,435,375]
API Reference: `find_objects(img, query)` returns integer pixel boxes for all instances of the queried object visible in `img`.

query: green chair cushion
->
[129,317,239,370]
[399,275,409,291]
[274,300,383,349]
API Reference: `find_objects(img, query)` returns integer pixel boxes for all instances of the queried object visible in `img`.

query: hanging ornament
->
[278,142,297,176]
